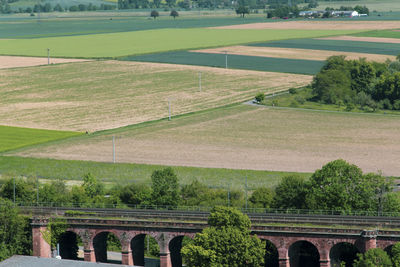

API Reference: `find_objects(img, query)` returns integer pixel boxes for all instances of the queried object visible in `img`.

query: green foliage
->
[42,218,68,249]
[0,198,31,261]
[0,177,36,203]
[208,206,250,231]
[182,207,264,267]
[354,248,392,267]
[118,183,151,206]
[150,167,180,207]
[82,173,104,199]
[249,187,274,208]
[236,6,249,17]
[255,92,265,103]
[391,242,400,267]
[39,179,70,204]
[170,10,179,18]
[150,10,159,19]
[272,175,309,209]
[306,159,393,213]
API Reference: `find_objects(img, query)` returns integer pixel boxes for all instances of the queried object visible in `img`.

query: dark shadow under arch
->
[330,242,359,267]
[131,234,160,266]
[289,240,320,267]
[169,235,193,267]
[93,231,121,264]
[59,231,81,260]
[264,239,279,267]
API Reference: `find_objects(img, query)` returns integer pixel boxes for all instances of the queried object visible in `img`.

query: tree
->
[150,10,159,19]
[0,198,31,261]
[272,175,309,209]
[353,248,391,267]
[82,173,104,199]
[181,206,265,267]
[0,177,36,203]
[150,167,180,207]
[255,92,265,103]
[170,10,179,19]
[391,242,400,267]
[236,5,249,17]
[306,159,393,213]
[118,183,151,206]
[249,187,274,209]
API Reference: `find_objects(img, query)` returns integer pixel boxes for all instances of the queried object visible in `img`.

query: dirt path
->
[0,56,89,69]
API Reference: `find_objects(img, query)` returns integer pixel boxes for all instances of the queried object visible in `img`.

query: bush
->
[255,92,265,103]
[150,10,159,19]
[294,95,305,105]
[290,100,299,108]
[170,10,179,18]
[289,88,297,94]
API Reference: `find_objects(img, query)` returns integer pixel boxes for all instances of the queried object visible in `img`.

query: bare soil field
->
[0,56,89,69]
[213,21,400,30]
[318,35,400,44]
[0,60,311,132]
[10,105,400,177]
[192,46,395,62]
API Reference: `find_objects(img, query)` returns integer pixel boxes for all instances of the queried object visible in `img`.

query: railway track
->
[22,206,400,228]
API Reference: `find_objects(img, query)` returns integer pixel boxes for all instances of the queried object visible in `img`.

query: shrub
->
[289,88,297,94]
[294,95,305,105]
[255,92,265,103]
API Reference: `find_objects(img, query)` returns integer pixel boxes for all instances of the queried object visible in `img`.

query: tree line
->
[311,56,400,112]
[1,159,399,214]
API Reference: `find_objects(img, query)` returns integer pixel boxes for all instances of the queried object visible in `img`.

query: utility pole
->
[199,71,202,92]
[37,176,39,205]
[168,99,172,121]
[112,136,116,163]
[224,51,228,69]
[245,176,248,210]
[227,183,231,207]
[13,176,16,206]
[47,48,50,65]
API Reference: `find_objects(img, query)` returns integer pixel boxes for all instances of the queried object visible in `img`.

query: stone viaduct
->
[31,216,400,267]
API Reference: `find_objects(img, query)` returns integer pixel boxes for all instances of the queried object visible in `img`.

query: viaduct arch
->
[32,218,400,267]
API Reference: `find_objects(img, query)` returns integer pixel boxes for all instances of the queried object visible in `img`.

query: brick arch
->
[288,239,320,267]
[92,230,123,263]
[329,242,359,267]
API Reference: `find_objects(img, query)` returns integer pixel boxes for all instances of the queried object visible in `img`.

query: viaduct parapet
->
[32,216,400,267]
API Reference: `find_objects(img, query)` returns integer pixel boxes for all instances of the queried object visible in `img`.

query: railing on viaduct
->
[30,207,400,267]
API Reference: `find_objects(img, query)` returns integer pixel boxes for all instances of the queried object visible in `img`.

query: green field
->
[8,104,400,177]
[354,30,400,39]
[0,16,269,39]
[0,156,309,189]
[123,51,325,75]
[0,125,82,152]
[250,38,400,56]
[0,29,361,58]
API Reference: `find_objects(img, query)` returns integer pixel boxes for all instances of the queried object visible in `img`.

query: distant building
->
[299,10,362,18]
[331,10,359,17]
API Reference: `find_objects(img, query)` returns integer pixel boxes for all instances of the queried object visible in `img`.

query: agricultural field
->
[7,104,400,177]
[0,56,89,69]
[0,156,309,189]
[192,46,396,62]
[0,60,311,131]
[0,15,269,39]
[0,125,82,152]
[250,38,400,56]
[123,51,325,75]
[0,28,360,58]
